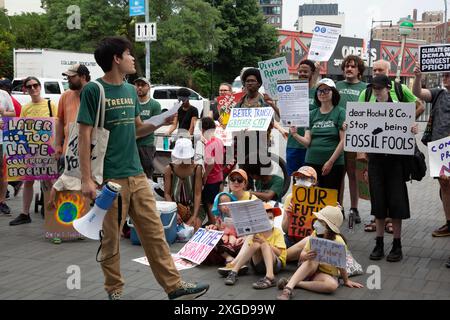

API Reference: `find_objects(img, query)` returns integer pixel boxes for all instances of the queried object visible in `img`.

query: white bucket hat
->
[171,138,195,160]
[313,206,343,234]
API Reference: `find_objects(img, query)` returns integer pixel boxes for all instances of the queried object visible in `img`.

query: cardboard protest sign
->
[225,107,274,132]
[428,136,450,177]
[220,199,272,237]
[217,92,244,126]
[258,57,290,99]
[44,190,91,240]
[277,80,310,127]
[344,102,415,156]
[133,254,197,271]
[288,186,338,240]
[310,237,347,268]
[420,44,450,73]
[3,117,58,181]
[177,228,223,265]
[307,21,342,62]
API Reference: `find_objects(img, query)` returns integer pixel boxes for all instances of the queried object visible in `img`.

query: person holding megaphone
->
[75,36,209,301]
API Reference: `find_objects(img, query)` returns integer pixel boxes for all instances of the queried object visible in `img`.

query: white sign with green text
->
[258,57,289,99]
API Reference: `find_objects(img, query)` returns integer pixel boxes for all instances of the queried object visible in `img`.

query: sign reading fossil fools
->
[344,102,415,156]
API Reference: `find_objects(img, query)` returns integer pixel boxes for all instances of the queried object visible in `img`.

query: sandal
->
[364,221,377,232]
[252,276,276,290]
[385,222,394,234]
[277,286,293,300]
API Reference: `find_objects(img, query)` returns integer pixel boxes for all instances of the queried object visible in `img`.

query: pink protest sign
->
[177,228,223,265]
[3,117,58,181]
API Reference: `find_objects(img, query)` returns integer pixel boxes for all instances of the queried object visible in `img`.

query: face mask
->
[313,221,327,235]
[296,178,313,187]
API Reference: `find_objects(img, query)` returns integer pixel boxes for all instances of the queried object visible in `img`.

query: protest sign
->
[258,57,290,99]
[420,44,450,73]
[221,199,272,237]
[217,92,244,126]
[225,107,274,132]
[177,228,223,265]
[428,136,450,177]
[307,21,342,62]
[277,80,310,127]
[289,186,338,240]
[3,117,58,181]
[44,190,91,240]
[133,254,197,271]
[344,102,415,156]
[215,124,233,147]
[310,237,347,268]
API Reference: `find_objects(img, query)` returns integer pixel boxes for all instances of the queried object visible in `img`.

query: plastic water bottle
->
[163,136,169,150]
[348,210,354,233]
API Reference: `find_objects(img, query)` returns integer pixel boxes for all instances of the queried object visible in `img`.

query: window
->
[44,82,61,94]
[153,90,169,99]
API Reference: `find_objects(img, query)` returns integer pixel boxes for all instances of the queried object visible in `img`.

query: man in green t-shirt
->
[134,77,161,178]
[336,55,367,223]
[244,164,284,202]
[286,59,320,176]
[77,36,208,301]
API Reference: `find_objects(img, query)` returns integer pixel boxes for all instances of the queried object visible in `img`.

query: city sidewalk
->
[0,137,449,300]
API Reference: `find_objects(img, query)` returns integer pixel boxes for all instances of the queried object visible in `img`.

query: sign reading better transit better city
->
[225,107,274,132]
[344,102,415,156]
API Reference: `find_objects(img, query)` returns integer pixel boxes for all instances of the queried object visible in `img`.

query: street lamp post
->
[396,20,414,83]
[210,0,215,101]
[445,0,448,43]
[369,19,392,78]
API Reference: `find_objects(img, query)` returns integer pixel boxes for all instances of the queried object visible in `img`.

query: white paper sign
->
[225,107,274,132]
[215,123,233,147]
[220,199,272,237]
[133,254,198,271]
[310,237,346,268]
[177,228,223,265]
[258,57,290,99]
[308,21,341,62]
[144,101,181,127]
[344,102,415,155]
[428,136,450,177]
[277,80,310,127]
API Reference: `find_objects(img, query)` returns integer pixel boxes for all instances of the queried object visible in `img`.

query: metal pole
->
[145,0,151,80]
[369,19,374,78]
[445,0,448,43]
[396,35,406,82]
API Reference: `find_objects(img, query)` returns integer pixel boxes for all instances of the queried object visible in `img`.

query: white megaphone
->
[73,182,122,240]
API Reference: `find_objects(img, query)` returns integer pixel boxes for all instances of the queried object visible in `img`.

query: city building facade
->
[259,0,283,28]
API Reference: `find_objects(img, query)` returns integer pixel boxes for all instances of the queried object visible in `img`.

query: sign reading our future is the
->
[344,102,415,155]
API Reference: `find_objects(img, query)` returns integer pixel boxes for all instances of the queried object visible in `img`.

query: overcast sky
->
[5,0,448,40]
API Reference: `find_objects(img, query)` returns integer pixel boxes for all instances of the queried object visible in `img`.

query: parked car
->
[11,78,68,106]
[150,85,207,116]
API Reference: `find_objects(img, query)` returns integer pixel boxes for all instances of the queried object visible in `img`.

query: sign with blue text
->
[428,136,450,177]
[129,0,145,17]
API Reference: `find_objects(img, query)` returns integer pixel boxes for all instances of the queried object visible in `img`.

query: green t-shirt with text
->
[287,88,319,149]
[305,106,345,166]
[255,175,284,202]
[137,99,162,147]
[77,79,143,180]
[336,81,367,110]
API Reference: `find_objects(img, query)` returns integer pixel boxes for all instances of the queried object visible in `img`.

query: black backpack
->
[365,81,405,102]
[403,145,427,182]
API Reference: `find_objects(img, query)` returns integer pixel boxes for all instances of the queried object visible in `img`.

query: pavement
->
[0,124,449,301]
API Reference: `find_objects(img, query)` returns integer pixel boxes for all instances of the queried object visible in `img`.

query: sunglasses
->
[317,88,332,95]
[25,83,40,90]
[229,177,244,184]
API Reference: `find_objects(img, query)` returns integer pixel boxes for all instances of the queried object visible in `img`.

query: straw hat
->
[313,206,343,234]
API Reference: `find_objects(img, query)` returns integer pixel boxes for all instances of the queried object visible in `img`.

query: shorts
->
[138,145,156,179]
[251,255,282,275]
[202,181,222,205]
[286,148,307,176]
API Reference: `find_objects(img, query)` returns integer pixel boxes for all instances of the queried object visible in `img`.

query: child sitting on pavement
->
[224,203,286,290]
[277,206,363,300]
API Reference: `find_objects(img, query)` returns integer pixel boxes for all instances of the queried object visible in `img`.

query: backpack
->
[365,81,405,102]
[403,145,427,182]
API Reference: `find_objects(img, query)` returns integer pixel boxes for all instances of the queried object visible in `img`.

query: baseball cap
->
[368,75,391,89]
[134,77,151,86]
[316,78,336,89]
[229,169,248,183]
[62,64,90,77]
[292,166,318,181]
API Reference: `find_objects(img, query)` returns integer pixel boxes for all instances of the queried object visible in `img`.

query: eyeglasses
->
[25,83,40,90]
[229,177,244,184]
[317,88,332,95]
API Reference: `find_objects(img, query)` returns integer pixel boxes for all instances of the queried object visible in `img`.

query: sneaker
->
[431,224,450,237]
[108,290,122,300]
[224,271,238,286]
[5,190,10,199]
[386,246,403,262]
[9,214,31,226]
[168,281,209,300]
[217,264,249,277]
[0,202,11,215]
[277,286,293,300]
[350,208,361,224]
